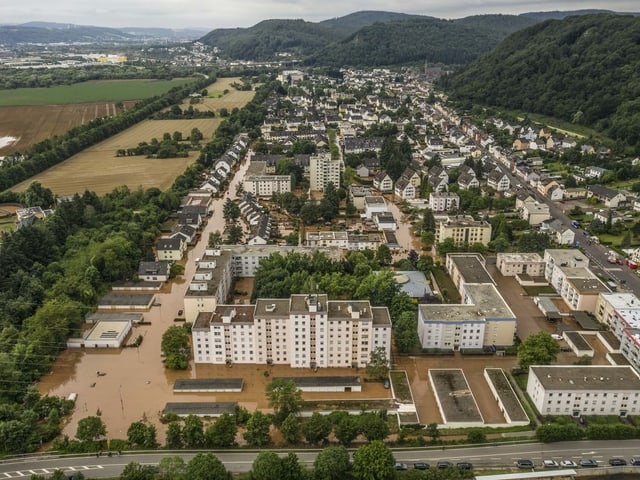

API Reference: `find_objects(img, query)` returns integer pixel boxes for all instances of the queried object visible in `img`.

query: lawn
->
[432,267,462,304]
[0,78,195,106]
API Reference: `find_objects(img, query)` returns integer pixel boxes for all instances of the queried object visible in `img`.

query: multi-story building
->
[364,196,388,219]
[183,249,234,323]
[521,202,551,226]
[435,216,492,247]
[595,292,640,371]
[446,253,493,296]
[306,231,349,249]
[496,253,546,277]
[192,294,392,368]
[243,161,291,197]
[543,249,609,311]
[417,283,516,351]
[527,365,640,417]
[310,152,343,192]
[428,192,459,212]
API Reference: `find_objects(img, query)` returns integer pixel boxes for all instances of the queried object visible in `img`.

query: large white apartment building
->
[243,161,291,197]
[527,365,640,417]
[435,216,492,247]
[543,249,609,311]
[192,294,392,368]
[417,283,516,351]
[595,292,640,371]
[428,192,459,212]
[306,231,349,249]
[310,152,343,192]
[496,252,546,277]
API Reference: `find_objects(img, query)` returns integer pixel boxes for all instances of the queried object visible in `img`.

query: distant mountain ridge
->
[0,21,208,43]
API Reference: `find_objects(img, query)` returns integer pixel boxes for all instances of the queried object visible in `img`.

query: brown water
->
[38,157,252,443]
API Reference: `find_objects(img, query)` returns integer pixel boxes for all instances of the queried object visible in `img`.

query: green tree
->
[243,410,272,447]
[334,414,360,446]
[161,325,190,370]
[352,441,395,480]
[225,223,243,244]
[165,422,183,449]
[127,420,157,449]
[517,331,560,370]
[303,412,331,445]
[280,412,302,445]
[394,311,419,353]
[208,230,223,248]
[75,416,106,442]
[120,462,158,480]
[314,445,351,480]
[157,456,186,480]
[359,412,389,442]
[282,452,307,480]
[251,452,283,480]
[223,198,241,222]
[266,379,303,426]
[467,429,486,443]
[375,244,392,266]
[426,423,440,443]
[186,453,231,480]
[182,415,205,448]
[205,412,237,448]
[365,347,389,381]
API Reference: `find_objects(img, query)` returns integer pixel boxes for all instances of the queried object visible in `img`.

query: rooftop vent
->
[265,304,276,313]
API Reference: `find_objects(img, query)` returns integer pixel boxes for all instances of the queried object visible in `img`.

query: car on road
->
[413,462,429,470]
[543,460,559,468]
[437,461,453,469]
[631,457,640,466]
[394,463,408,471]
[609,458,627,466]
[560,460,577,467]
[551,334,563,340]
[456,462,473,470]
[517,459,535,469]
[579,458,598,468]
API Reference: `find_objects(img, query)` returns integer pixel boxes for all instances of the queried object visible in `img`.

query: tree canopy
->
[517,331,560,370]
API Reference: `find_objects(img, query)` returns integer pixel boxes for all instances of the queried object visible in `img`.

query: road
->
[2,440,639,477]
[503,169,640,297]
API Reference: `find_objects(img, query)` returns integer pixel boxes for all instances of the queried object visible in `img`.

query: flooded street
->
[384,197,423,254]
[38,158,252,443]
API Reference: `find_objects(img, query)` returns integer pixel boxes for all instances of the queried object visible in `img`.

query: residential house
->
[458,172,480,190]
[537,178,561,198]
[373,171,393,192]
[156,237,187,261]
[394,177,416,200]
[540,218,575,245]
[585,166,606,179]
[429,192,459,212]
[587,185,627,208]
[138,261,172,282]
[170,224,198,245]
[487,168,510,192]
[521,202,551,226]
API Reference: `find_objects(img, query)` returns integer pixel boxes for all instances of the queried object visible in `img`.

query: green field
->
[0,78,195,106]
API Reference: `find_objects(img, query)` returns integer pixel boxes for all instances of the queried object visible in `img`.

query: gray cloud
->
[0,0,637,29]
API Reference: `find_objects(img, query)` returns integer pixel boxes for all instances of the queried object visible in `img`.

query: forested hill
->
[441,14,640,150]
[198,19,336,60]
[306,15,537,67]
[200,12,537,65]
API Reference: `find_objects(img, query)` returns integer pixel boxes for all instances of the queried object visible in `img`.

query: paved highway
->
[1,440,639,478]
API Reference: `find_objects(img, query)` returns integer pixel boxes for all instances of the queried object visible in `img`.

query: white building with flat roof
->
[363,196,388,219]
[306,231,348,249]
[595,292,640,371]
[527,365,640,417]
[496,252,546,277]
[428,192,459,212]
[417,283,516,351]
[310,152,343,192]
[192,294,392,368]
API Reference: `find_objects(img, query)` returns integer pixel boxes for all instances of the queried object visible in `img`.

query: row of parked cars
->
[395,461,472,471]
[518,457,640,469]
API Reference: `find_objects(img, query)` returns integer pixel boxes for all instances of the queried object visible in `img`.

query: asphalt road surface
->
[2,440,640,478]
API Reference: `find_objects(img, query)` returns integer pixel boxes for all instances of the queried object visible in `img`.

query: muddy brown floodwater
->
[38,158,415,444]
[38,158,254,443]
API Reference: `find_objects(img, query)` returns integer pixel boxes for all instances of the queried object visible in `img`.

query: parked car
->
[437,461,453,469]
[517,459,535,469]
[560,460,577,467]
[551,334,563,340]
[609,458,627,466]
[579,459,598,468]
[383,378,390,389]
[456,462,473,470]
[543,460,559,468]
[630,457,640,466]
[394,463,408,471]
[413,463,429,470]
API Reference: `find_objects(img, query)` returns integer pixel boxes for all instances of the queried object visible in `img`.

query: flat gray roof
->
[449,254,493,285]
[273,376,361,388]
[173,379,243,391]
[530,365,640,390]
[564,331,592,351]
[429,369,483,423]
[85,313,143,322]
[163,402,237,416]
[98,293,154,306]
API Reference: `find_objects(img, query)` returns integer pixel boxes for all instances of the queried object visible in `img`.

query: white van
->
[67,392,78,403]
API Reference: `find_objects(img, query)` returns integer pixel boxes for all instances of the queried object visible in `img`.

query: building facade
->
[435,217,492,247]
[527,365,640,417]
[192,294,392,368]
[310,152,343,192]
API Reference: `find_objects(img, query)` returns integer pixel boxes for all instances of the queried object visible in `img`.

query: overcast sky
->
[2,1,638,30]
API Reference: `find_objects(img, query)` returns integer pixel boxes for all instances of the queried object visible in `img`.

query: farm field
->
[179,77,256,113]
[0,102,137,156]
[11,78,255,196]
[0,78,195,106]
